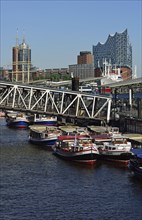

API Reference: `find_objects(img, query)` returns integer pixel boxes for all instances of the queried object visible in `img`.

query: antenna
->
[22,28,25,43]
[16,28,19,46]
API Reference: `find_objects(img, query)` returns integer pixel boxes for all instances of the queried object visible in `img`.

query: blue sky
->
[1,0,142,77]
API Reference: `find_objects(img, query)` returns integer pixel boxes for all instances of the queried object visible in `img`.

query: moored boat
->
[97,134,134,166]
[32,114,57,126]
[89,126,121,142]
[59,125,90,140]
[52,136,99,165]
[128,154,142,180]
[6,112,29,128]
[29,125,62,148]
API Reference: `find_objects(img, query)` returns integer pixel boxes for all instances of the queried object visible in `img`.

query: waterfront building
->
[69,64,94,80]
[92,29,132,70]
[12,35,31,83]
[69,51,94,79]
[77,51,94,65]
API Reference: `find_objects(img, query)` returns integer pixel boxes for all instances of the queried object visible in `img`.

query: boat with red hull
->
[52,136,99,165]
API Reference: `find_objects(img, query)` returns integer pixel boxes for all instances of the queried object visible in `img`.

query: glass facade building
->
[92,29,132,69]
[12,40,31,83]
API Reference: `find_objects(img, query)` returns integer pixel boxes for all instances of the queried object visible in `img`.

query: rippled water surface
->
[0,118,142,220]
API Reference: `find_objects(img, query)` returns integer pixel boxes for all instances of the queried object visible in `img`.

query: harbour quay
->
[104,77,142,136]
[125,133,142,147]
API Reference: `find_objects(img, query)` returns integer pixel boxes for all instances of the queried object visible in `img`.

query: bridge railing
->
[0,82,112,123]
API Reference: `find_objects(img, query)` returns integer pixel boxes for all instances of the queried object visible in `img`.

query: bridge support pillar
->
[72,77,79,91]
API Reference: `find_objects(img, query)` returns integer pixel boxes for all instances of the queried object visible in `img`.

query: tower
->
[12,32,31,83]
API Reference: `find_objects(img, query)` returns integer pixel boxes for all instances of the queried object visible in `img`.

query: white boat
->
[52,136,99,165]
[32,114,57,126]
[97,134,134,166]
[29,125,62,148]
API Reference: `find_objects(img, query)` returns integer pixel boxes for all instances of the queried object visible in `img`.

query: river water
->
[0,118,142,220]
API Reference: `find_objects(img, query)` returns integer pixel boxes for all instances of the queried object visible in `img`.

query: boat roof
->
[87,126,110,133]
[111,135,128,139]
[29,125,58,132]
[58,135,90,141]
[59,125,80,133]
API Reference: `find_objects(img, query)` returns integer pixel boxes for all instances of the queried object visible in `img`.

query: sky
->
[1,0,142,77]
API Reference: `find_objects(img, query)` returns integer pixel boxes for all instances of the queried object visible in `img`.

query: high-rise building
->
[77,51,94,65]
[92,29,132,69]
[12,36,31,83]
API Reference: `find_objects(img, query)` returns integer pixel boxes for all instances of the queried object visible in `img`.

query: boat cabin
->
[111,136,128,145]
[101,135,132,151]
[56,137,95,152]
[109,127,120,135]
[29,126,61,139]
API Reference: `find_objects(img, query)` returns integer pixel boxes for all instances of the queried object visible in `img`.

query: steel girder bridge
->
[0,82,112,123]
